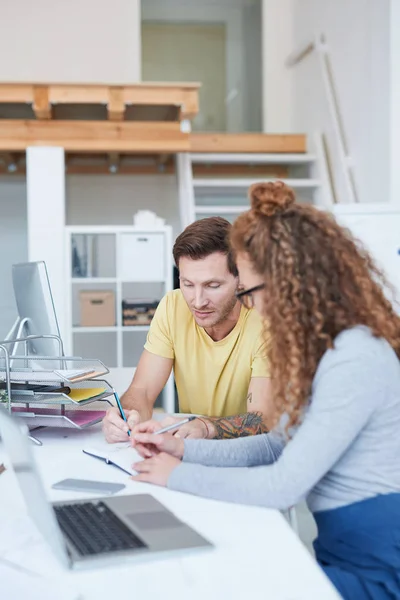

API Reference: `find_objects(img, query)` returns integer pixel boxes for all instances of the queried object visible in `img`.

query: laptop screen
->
[0,407,69,567]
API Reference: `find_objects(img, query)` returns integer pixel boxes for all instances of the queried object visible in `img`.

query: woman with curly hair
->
[131,182,400,599]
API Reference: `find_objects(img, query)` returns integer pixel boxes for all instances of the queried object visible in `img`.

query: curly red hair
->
[231,181,400,429]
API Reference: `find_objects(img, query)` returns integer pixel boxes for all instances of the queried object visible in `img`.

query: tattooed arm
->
[206,377,273,439]
[207,411,268,439]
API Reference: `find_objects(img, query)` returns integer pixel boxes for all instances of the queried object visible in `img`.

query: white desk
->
[0,424,340,600]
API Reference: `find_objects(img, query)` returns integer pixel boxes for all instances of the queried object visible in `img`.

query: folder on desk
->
[67,387,107,403]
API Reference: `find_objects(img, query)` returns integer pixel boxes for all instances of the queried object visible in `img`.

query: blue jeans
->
[314,493,400,600]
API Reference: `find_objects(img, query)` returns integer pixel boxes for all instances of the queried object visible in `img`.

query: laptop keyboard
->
[54,502,147,556]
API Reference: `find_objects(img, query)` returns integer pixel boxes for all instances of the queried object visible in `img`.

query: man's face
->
[178,252,239,328]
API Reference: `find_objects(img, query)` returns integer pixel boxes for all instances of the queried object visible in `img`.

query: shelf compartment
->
[71,233,116,278]
[73,331,118,368]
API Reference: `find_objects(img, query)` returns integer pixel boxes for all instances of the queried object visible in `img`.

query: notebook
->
[82,443,143,476]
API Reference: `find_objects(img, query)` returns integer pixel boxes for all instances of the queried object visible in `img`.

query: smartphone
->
[51,478,126,495]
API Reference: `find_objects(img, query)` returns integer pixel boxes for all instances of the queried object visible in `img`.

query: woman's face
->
[236,253,265,315]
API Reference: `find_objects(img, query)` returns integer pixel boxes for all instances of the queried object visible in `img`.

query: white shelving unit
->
[65,225,175,412]
[177,135,332,230]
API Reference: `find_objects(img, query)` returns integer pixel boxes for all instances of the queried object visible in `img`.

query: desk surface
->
[0,424,340,600]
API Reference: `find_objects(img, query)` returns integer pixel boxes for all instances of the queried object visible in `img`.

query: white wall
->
[262,0,293,132]
[390,0,400,205]
[0,0,141,82]
[289,0,390,205]
[0,178,28,339]
[66,175,180,238]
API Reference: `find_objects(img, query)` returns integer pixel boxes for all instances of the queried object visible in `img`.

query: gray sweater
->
[168,327,400,513]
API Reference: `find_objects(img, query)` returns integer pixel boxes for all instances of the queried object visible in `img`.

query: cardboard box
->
[80,290,115,327]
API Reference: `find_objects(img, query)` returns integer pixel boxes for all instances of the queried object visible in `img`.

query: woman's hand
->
[132,453,181,487]
[131,422,185,459]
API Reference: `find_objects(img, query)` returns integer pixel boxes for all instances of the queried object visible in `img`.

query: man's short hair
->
[173,217,238,277]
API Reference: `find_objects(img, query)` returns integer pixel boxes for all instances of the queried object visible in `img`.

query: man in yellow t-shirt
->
[102,217,272,443]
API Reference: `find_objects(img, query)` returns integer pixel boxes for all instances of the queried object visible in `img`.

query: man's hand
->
[157,415,211,439]
[174,418,211,439]
[102,407,141,443]
[132,453,181,487]
[131,422,184,459]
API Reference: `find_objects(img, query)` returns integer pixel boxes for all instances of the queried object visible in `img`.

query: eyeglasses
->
[235,283,265,309]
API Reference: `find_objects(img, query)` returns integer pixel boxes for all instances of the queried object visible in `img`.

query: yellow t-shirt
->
[144,290,269,417]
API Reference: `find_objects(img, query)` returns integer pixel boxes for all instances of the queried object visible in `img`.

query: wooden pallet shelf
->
[0,82,307,173]
[0,82,200,121]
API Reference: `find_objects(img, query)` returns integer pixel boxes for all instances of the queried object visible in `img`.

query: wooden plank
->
[0,120,190,152]
[65,163,176,175]
[107,87,125,121]
[123,86,199,119]
[0,164,179,176]
[0,153,290,177]
[0,84,34,102]
[0,83,200,121]
[49,84,109,104]
[192,164,288,178]
[180,90,198,120]
[108,152,120,173]
[190,133,307,154]
[33,86,52,119]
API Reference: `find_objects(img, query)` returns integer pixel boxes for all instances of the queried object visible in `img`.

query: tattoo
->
[207,412,269,440]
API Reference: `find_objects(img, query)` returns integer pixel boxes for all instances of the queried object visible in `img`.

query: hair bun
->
[249,181,295,217]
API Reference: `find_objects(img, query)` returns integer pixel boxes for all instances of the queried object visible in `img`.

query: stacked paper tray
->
[5,379,114,406]
[0,353,114,429]
[0,356,109,385]
[11,402,111,429]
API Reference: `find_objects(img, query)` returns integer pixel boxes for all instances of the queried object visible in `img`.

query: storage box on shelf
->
[122,299,159,327]
[65,225,174,411]
[80,290,116,327]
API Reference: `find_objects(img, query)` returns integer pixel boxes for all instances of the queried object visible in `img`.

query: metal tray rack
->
[0,334,114,430]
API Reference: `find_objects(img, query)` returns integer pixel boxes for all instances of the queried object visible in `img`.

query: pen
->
[114,391,130,436]
[155,415,196,435]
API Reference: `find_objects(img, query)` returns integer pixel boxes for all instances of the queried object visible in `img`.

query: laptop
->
[0,407,212,570]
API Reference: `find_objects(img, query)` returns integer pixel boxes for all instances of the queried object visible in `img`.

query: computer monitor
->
[12,261,62,358]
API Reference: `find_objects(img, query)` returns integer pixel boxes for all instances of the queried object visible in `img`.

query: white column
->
[262,0,294,133]
[26,147,66,342]
[390,0,400,204]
